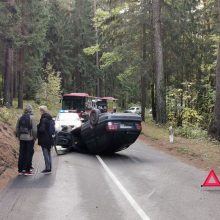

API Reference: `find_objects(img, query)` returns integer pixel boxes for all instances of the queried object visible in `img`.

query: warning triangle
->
[201,170,220,187]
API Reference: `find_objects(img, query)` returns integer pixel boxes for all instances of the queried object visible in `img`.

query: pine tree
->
[153,0,166,123]
[208,0,220,140]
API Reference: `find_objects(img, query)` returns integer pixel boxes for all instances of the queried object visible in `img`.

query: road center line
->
[96,155,150,220]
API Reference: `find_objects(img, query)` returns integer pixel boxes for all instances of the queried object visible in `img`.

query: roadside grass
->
[141,120,167,141]
[176,147,190,155]
[0,100,60,127]
[141,119,220,174]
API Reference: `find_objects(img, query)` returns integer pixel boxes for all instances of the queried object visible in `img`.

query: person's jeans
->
[41,147,52,171]
[30,145,34,168]
[18,140,34,172]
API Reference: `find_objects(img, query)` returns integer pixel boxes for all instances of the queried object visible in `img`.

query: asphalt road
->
[0,139,220,220]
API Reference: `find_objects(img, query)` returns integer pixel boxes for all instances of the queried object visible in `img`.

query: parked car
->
[54,110,142,155]
[81,110,142,154]
[55,111,82,132]
[124,106,141,114]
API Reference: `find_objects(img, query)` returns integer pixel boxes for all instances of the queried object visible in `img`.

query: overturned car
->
[54,109,142,155]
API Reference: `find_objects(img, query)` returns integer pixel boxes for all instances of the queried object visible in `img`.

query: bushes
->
[0,107,10,123]
[175,126,207,139]
[168,107,202,127]
[35,63,61,110]
[0,106,20,125]
[166,82,214,130]
[168,108,206,139]
[182,108,203,127]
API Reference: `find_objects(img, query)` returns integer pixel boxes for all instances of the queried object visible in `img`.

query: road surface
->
[0,139,220,220]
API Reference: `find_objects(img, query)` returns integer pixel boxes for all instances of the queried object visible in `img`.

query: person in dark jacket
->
[37,106,54,174]
[16,104,37,176]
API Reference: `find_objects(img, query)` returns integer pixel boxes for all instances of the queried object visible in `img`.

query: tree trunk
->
[208,0,220,139]
[152,0,166,124]
[150,1,157,121]
[140,0,148,121]
[73,0,86,93]
[196,68,202,111]
[18,48,24,109]
[75,67,81,92]
[151,83,156,120]
[1,66,3,98]
[3,0,15,107]
[93,0,102,97]
[3,48,13,107]
[17,0,25,109]
[141,74,147,121]
[13,49,18,98]
[10,50,14,106]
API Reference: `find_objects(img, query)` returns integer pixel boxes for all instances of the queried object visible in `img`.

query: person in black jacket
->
[37,106,54,174]
[16,104,37,176]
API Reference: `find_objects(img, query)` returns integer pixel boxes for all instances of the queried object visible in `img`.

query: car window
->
[130,107,135,110]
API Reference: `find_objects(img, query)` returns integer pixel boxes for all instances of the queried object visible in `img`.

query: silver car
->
[124,106,141,114]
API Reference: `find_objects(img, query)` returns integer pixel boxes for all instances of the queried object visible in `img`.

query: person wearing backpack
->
[37,106,55,174]
[16,104,37,176]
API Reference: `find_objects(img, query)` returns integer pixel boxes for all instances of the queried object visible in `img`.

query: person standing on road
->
[37,106,55,174]
[16,104,37,176]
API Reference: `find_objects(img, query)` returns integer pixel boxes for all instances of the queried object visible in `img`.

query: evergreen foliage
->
[36,63,61,109]
[0,0,220,138]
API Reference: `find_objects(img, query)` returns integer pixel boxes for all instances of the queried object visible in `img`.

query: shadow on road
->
[59,147,149,166]
[100,152,146,164]
[6,172,57,190]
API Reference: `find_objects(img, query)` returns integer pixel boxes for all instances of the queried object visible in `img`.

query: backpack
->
[19,114,32,134]
[38,118,54,134]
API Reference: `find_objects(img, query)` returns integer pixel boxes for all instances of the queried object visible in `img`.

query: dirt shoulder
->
[0,122,18,191]
[141,122,220,175]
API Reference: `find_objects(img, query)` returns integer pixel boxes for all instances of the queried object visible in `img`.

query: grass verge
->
[0,100,60,128]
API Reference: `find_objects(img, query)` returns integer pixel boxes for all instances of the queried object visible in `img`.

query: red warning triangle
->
[202,170,220,187]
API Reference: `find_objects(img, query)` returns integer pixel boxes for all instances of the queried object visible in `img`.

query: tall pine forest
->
[1,0,220,139]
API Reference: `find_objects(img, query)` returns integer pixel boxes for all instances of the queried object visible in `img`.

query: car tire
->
[90,109,101,126]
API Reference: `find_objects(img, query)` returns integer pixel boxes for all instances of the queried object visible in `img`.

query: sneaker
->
[18,170,25,176]
[24,171,34,176]
[41,169,51,174]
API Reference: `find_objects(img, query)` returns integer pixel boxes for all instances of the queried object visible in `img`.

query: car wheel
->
[90,109,100,126]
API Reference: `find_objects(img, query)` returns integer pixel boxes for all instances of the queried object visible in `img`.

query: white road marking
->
[96,155,151,220]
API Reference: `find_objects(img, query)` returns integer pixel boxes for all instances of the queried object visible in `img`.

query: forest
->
[1,0,220,140]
